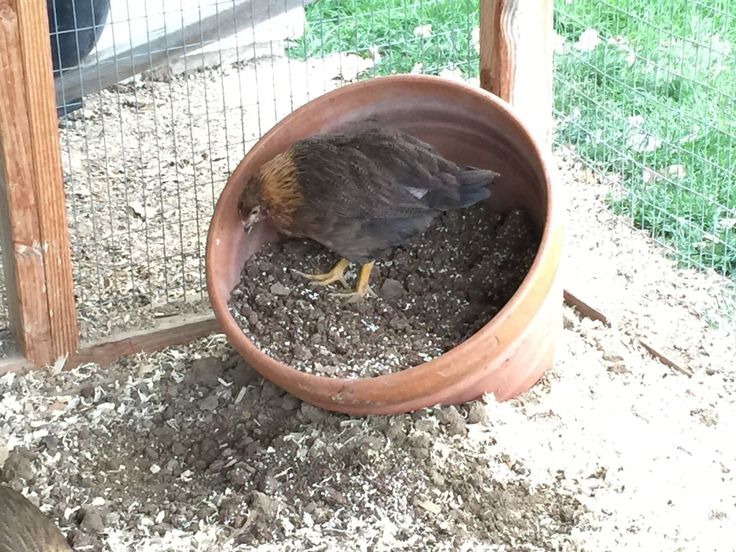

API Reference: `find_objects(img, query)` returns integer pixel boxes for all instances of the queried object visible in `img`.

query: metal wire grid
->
[5,0,733,352]
[553,0,736,278]
[27,0,478,341]
[0,272,7,357]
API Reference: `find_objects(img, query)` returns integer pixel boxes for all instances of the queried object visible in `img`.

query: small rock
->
[185,357,225,387]
[270,282,290,296]
[257,471,281,493]
[389,316,409,330]
[249,491,279,518]
[80,507,105,533]
[300,403,326,424]
[429,470,445,487]
[257,260,273,273]
[467,402,491,426]
[322,488,348,506]
[145,446,159,461]
[408,430,432,450]
[197,506,215,521]
[80,385,95,399]
[208,459,225,473]
[161,405,176,421]
[71,529,97,548]
[41,436,60,455]
[280,395,301,411]
[385,420,407,440]
[560,505,576,523]
[243,309,259,326]
[261,382,285,402]
[314,364,337,376]
[199,394,219,412]
[413,419,435,433]
[105,512,121,526]
[199,438,219,462]
[171,442,187,457]
[416,499,441,515]
[226,465,249,488]
[232,361,261,389]
[292,344,313,361]
[380,278,405,301]
[437,405,467,435]
[404,273,422,293]
[1,450,34,483]
[164,458,181,475]
[246,264,260,280]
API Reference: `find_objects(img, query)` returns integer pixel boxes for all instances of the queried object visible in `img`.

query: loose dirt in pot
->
[228,203,539,378]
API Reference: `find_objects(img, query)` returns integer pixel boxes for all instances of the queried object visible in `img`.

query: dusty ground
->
[1,147,734,551]
[230,206,537,378]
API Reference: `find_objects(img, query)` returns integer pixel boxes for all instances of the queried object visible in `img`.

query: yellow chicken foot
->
[293,258,350,288]
[332,261,378,301]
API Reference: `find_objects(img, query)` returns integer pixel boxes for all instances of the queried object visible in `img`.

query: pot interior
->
[210,78,549,311]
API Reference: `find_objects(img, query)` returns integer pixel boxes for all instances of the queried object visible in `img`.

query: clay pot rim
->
[206,74,560,394]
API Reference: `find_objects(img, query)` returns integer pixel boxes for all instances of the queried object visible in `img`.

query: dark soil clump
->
[229,203,539,378]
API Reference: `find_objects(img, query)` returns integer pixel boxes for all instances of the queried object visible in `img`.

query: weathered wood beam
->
[0,0,78,366]
[479,0,554,147]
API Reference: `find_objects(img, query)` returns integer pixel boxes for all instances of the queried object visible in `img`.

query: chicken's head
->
[238,175,264,233]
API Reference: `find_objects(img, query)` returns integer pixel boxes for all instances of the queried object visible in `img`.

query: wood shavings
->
[0,123,733,552]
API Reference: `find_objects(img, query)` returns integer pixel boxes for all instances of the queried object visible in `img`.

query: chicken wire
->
[553,0,736,279]
[0,0,480,345]
[0,270,8,358]
[3,0,734,356]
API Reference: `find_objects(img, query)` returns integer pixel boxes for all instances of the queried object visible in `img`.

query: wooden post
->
[479,0,554,147]
[0,0,78,365]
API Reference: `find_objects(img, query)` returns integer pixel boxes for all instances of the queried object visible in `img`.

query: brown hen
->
[238,128,500,298]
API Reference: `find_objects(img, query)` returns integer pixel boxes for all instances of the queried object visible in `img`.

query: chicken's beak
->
[242,208,263,234]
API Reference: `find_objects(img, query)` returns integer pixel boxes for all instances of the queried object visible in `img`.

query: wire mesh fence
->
[553,0,736,278]
[0,0,480,349]
[3,0,732,358]
[0,272,8,358]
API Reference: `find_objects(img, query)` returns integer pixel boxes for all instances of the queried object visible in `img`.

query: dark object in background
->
[0,485,71,552]
[48,0,111,117]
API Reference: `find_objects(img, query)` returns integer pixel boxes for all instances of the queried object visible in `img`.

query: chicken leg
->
[332,261,377,301]
[293,258,350,288]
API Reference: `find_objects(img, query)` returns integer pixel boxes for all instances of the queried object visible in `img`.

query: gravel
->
[229,204,538,378]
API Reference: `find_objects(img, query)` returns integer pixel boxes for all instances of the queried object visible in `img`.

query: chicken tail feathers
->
[423,167,498,210]
[440,167,499,209]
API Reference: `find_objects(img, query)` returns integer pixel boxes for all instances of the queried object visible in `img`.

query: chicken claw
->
[331,285,378,302]
[330,262,377,301]
[293,258,350,288]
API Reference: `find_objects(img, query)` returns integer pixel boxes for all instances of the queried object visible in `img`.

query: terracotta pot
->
[206,75,563,415]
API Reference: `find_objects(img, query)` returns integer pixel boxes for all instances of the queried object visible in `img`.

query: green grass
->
[554,1,736,275]
[287,0,736,276]
[287,0,479,76]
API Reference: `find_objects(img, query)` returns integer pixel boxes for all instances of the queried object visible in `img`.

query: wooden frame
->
[479,0,554,147]
[0,313,219,375]
[0,0,78,366]
[1,0,557,371]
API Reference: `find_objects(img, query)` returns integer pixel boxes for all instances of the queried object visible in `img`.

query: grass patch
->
[287,0,479,76]
[288,0,736,275]
[554,1,736,274]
